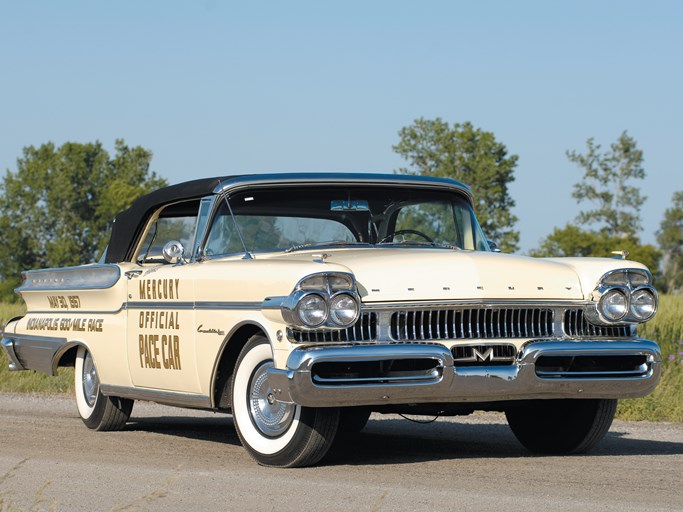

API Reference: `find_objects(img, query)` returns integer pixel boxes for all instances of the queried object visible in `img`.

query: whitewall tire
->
[75,346,133,431]
[231,336,339,467]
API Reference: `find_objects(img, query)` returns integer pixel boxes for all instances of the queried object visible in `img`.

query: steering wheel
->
[379,229,434,244]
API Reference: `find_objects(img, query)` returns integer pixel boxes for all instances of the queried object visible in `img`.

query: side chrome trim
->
[32,299,267,314]
[261,296,286,309]
[196,301,263,310]
[125,301,195,310]
[17,264,121,292]
[267,338,662,407]
[22,307,125,315]
[100,385,212,410]
[124,301,263,310]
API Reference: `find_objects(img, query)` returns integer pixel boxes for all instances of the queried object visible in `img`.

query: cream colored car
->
[1,173,661,467]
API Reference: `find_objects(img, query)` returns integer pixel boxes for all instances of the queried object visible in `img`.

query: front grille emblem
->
[452,344,516,366]
[472,347,494,362]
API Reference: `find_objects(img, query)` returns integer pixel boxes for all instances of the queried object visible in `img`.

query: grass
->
[1,297,682,421]
[617,294,683,422]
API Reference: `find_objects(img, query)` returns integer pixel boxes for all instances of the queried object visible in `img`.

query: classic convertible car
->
[1,173,661,467]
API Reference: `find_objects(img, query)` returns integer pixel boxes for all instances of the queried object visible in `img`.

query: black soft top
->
[105,176,233,263]
[104,173,472,263]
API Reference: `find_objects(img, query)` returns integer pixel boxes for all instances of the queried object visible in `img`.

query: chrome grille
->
[390,308,554,341]
[289,312,377,343]
[564,309,631,338]
[289,306,634,344]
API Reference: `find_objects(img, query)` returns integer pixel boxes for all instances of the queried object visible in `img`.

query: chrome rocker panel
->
[267,339,662,407]
[100,385,212,410]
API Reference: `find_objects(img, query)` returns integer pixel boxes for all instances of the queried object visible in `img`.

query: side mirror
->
[162,240,186,264]
[487,240,501,253]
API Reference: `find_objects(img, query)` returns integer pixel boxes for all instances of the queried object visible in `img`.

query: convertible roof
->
[104,173,472,263]
[105,176,234,263]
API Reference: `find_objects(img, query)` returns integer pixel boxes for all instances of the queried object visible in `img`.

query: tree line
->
[0,124,681,301]
[0,140,165,299]
[394,118,681,293]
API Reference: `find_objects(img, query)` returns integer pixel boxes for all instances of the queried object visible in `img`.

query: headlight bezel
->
[586,268,658,326]
[281,272,361,330]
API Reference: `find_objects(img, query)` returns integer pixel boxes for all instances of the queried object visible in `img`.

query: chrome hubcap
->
[82,351,100,407]
[248,361,294,437]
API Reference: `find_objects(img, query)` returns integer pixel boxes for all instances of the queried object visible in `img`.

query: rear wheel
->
[231,335,339,467]
[505,399,617,454]
[75,346,133,431]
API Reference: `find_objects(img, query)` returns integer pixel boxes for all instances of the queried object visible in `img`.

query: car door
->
[125,206,202,393]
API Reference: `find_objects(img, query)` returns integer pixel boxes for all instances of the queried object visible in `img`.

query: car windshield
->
[203,185,490,256]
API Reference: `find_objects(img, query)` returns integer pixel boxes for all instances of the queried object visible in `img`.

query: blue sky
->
[1,1,681,252]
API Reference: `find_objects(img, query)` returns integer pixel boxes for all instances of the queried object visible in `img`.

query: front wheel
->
[338,407,372,434]
[505,399,617,454]
[231,336,339,467]
[75,346,133,431]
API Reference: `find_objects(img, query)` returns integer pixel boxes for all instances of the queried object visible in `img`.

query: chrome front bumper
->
[267,339,662,407]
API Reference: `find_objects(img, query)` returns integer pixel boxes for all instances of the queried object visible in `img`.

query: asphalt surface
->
[0,392,682,512]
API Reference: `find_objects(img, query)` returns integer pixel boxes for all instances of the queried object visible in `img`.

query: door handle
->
[125,270,143,279]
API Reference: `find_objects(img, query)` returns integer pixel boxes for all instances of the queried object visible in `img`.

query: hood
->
[263,249,588,302]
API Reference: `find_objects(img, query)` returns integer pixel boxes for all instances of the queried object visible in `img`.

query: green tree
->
[657,191,683,293]
[568,131,645,237]
[0,140,166,300]
[393,118,519,252]
[533,132,660,276]
[530,225,661,276]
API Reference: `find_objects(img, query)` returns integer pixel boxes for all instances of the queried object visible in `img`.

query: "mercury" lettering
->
[138,279,180,300]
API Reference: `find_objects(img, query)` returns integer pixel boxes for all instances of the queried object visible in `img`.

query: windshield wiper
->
[436,242,461,250]
[285,240,368,253]
[378,240,461,250]
[380,240,435,247]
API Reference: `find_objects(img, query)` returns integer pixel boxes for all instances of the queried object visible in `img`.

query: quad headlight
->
[296,294,328,327]
[629,288,657,321]
[588,269,658,325]
[282,272,361,329]
[329,293,360,327]
[598,289,628,322]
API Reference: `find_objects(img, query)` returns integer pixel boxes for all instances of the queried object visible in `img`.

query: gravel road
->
[1,392,681,511]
